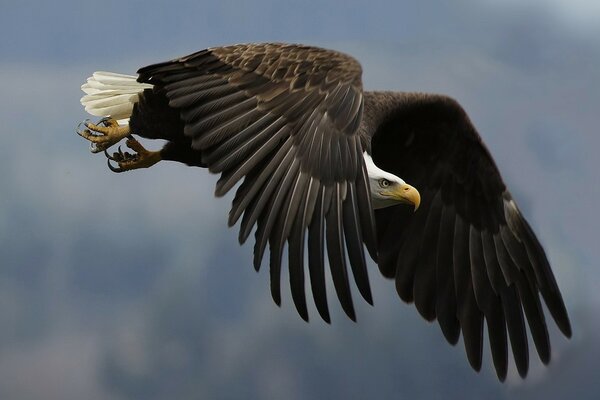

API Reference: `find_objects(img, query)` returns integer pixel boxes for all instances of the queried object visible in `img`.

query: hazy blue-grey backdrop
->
[1,0,598,399]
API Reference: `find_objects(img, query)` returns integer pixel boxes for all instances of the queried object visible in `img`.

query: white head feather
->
[363,152,408,209]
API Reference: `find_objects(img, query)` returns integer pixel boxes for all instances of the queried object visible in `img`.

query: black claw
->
[107,158,123,173]
[83,120,103,136]
[76,121,86,135]
[76,122,93,139]
[104,149,115,161]
[98,117,110,126]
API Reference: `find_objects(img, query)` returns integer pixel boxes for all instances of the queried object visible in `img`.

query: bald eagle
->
[77,43,570,381]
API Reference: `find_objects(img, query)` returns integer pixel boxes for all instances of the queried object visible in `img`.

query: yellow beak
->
[391,183,421,211]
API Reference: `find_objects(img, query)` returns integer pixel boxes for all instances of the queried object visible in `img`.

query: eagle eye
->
[379,178,390,188]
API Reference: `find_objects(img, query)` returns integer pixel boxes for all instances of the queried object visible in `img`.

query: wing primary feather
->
[194,107,262,149]
[231,138,293,230]
[190,107,260,148]
[344,92,363,132]
[262,160,301,306]
[304,112,326,171]
[345,97,364,134]
[214,125,290,196]
[183,97,256,138]
[342,181,372,305]
[287,176,311,321]
[326,183,356,321]
[161,71,217,86]
[518,218,556,289]
[255,157,301,275]
[313,115,333,181]
[230,167,262,226]
[265,90,317,119]
[502,198,548,289]
[436,204,460,345]
[329,137,344,186]
[270,171,309,299]
[297,108,323,161]
[202,114,280,164]
[322,184,334,216]
[338,136,354,179]
[268,235,284,306]
[174,84,240,110]
[493,233,520,286]
[355,159,378,261]
[247,144,295,268]
[164,75,225,97]
[481,230,504,294]
[519,219,571,337]
[515,272,551,365]
[414,190,443,321]
[318,127,335,184]
[373,207,399,279]
[487,305,508,381]
[277,172,310,238]
[500,226,552,363]
[539,287,572,338]
[288,226,309,321]
[210,121,288,179]
[282,90,323,122]
[454,215,483,371]
[395,191,430,303]
[469,226,489,312]
[169,86,246,110]
[326,83,349,113]
[239,139,294,244]
[500,284,529,378]
[469,227,508,381]
[329,85,355,127]
[347,136,359,179]
[303,177,321,231]
[500,227,536,280]
[308,186,330,322]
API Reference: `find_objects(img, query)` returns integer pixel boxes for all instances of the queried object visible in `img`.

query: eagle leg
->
[104,136,161,173]
[76,118,130,154]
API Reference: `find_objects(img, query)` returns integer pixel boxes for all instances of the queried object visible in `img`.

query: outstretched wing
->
[370,94,571,380]
[137,43,377,322]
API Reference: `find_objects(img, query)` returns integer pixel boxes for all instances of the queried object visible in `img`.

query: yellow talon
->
[105,136,162,173]
[76,118,130,153]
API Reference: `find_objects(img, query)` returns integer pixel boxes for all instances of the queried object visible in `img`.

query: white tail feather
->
[80,71,152,121]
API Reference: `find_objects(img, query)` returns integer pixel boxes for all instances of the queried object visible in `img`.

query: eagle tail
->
[80,72,153,121]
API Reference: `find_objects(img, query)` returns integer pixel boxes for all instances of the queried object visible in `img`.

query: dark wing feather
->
[137,43,374,321]
[413,190,443,320]
[308,186,330,322]
[370,94,571,380]
[436,204,460,344]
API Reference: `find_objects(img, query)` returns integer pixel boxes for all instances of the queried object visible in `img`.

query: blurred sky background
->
[0,0,599,399]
